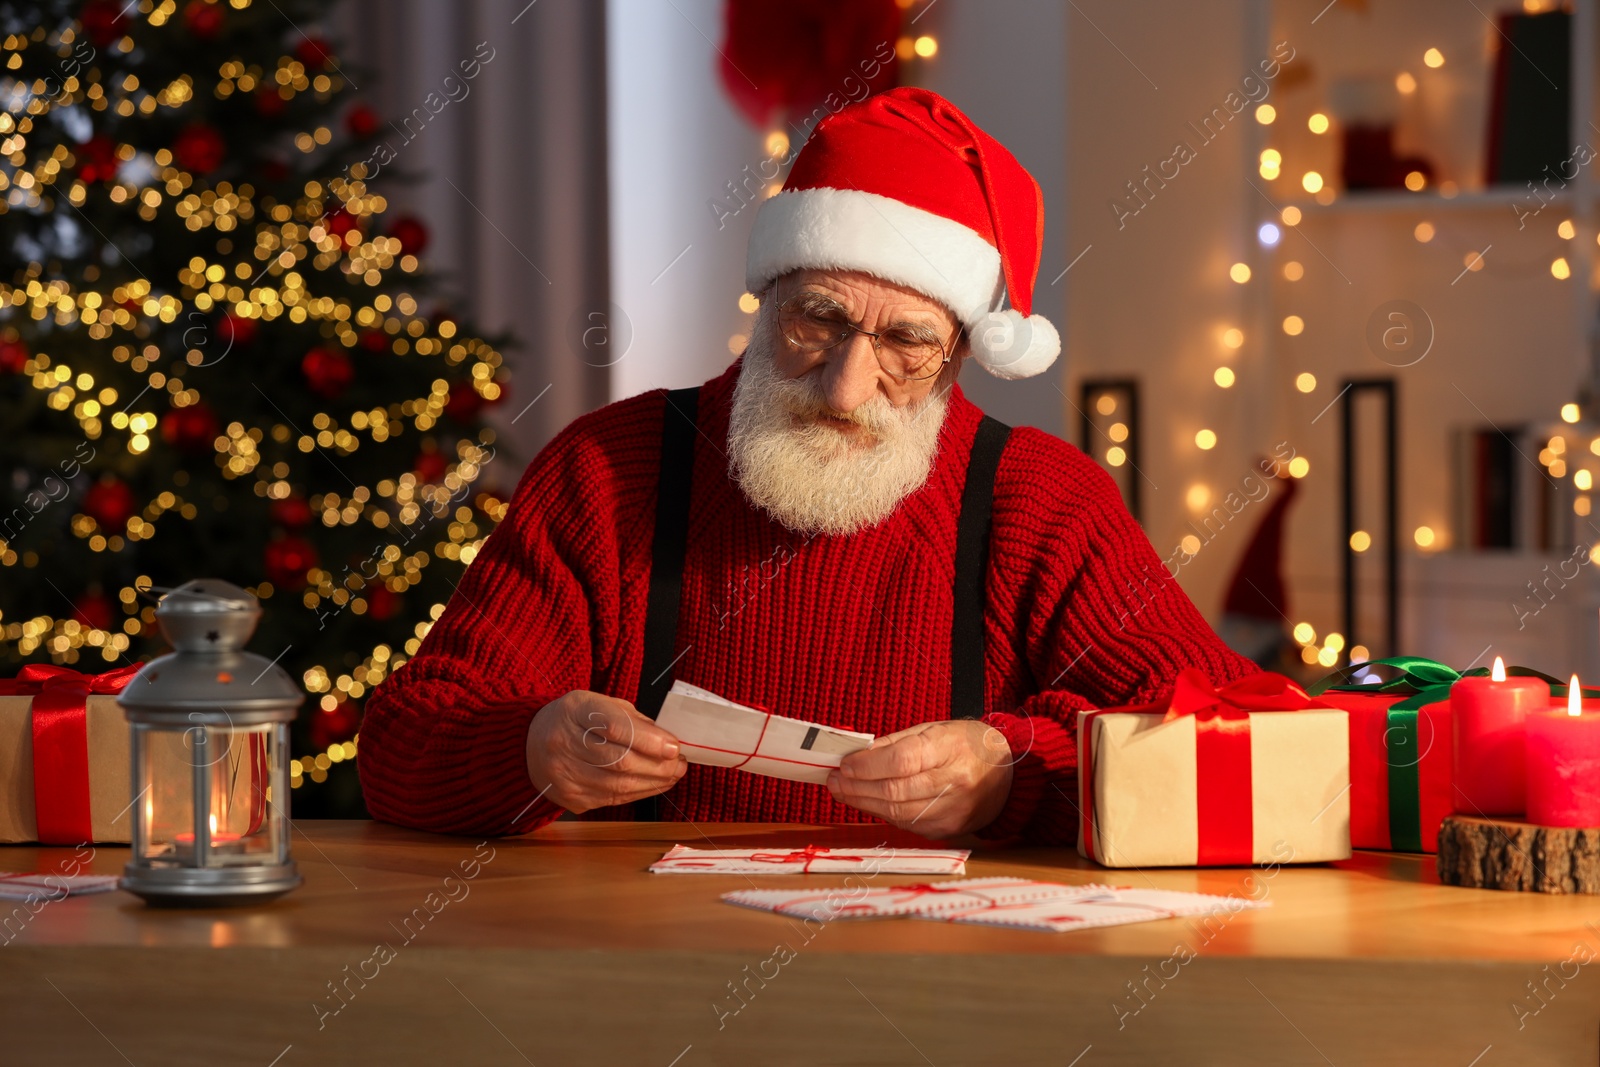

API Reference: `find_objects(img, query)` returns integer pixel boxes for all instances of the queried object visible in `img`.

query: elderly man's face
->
[725,269,963,537]
[769,268,963,423]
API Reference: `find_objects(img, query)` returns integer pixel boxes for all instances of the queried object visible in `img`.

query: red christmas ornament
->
[219,311,256,349]
[309,700,360,751]
[413,447,449,484]
[79,0,129,47]
[296,36,334,69]
[365,583,399,621]
[269,494,312,529]
[389,215,429,255]
[345,103,379,138]
[323,208,360,239]
[0,338,27,374]
[444,380,484,422]
[173,123,227,175]
[82,477,136,531]
[182,0,224,39]
[359,328,390,353]
[160,402,219,455]
[75,135,119,184]
[255,86,287,119]
[264,536,318,590]
[71,592,115,632]
[718,0,900,127]
[301,346,354,399]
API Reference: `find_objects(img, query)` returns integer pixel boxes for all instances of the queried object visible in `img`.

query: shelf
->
[1287,187,1577,217]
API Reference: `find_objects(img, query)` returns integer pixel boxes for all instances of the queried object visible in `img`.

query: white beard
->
[726,305,951,537]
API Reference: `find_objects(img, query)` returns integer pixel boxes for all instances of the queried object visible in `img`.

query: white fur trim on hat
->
[747,187,1001,316]
[746,187,1060,379]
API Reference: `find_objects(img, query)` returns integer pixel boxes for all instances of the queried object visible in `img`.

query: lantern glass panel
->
[141,723,282,867]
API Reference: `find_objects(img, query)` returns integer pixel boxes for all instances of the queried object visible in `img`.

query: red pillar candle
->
[1451,656,1547,816]
[1526,675,1600,828]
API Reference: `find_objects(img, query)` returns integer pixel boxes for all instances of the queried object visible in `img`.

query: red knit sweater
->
[359,359,1259,843]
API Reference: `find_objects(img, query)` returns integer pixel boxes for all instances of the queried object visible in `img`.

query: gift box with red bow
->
[0,663,139,844]
[1077,670,1351,868]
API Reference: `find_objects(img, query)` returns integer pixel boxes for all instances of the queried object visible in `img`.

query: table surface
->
[10,819,1600,960]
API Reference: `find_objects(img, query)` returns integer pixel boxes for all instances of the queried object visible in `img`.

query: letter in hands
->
[826,719,1014,839]
[526,691,687,813]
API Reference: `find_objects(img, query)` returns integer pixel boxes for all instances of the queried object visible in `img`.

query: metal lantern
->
[118,579,303,906]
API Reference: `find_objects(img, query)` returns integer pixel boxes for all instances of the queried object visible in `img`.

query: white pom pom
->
[968,310,1060,380]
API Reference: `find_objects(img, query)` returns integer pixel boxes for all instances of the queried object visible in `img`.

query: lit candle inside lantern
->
[173,813,244,857]
[1526,675,1600,828]
[1451,656,1547,815]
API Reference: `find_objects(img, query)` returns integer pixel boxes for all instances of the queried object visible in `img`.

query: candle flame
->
[209,812,218,834]
[1571,675,1583,717]
[1492,656,1506,682]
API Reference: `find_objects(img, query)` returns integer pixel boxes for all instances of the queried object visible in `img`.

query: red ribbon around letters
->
[1078,669,1328,867]
[746,845,874,871]
[0,663,141,845]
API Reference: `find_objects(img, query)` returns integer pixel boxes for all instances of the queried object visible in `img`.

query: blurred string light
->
[1258,222,1281,246]
[1396,71,1417,94]
[1423,47,1445,68]
[1255,104,1276,125]
[1308,112,1330,134]
[1230,262,1252,284]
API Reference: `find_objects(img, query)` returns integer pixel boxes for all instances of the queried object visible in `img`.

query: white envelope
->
[657,680,873,785]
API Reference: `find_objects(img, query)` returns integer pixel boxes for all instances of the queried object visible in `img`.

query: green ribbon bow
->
[1307,655,1587,852]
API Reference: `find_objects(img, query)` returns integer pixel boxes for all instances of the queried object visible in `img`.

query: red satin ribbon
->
[0,663,141,845]
[1078,670,1327,867]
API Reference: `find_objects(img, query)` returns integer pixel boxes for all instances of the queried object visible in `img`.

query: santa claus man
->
[360,88,1257,844]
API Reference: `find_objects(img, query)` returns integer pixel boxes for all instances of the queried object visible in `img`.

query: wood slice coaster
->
[1436,815,1600,894]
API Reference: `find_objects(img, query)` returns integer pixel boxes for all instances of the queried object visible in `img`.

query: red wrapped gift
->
[1314,688,1452,853]
[1309,656,1569,854]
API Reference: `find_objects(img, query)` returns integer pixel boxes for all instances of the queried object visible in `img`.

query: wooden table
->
[5,821,1600,1066]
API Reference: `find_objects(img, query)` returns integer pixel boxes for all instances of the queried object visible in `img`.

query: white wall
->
[1066,0,1265,622]
[607,0,766,400]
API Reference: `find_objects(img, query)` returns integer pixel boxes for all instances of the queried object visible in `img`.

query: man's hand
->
[525,690,687,814]
[826,719,1013,839]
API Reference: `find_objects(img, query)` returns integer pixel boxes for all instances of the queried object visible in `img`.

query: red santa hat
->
[745,87,1060,380]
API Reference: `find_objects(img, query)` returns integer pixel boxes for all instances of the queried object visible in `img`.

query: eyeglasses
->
[775,290,960,382]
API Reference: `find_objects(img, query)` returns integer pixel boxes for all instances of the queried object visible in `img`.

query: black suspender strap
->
[950,414,1012,720]
[636,386,701,720]
[632,386,699,822]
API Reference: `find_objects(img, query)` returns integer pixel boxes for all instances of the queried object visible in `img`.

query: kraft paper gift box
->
[0,665,137,845]
[1077,669,1350,868]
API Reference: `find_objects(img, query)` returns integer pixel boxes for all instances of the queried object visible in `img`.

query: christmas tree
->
[0,0,511,816]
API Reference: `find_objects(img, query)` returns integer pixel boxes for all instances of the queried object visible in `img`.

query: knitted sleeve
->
[977,430,1261,845]
[358,397,652,836]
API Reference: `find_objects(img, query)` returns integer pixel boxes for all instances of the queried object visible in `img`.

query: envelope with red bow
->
[1076,669,1351,868]
[0,664,139,845]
